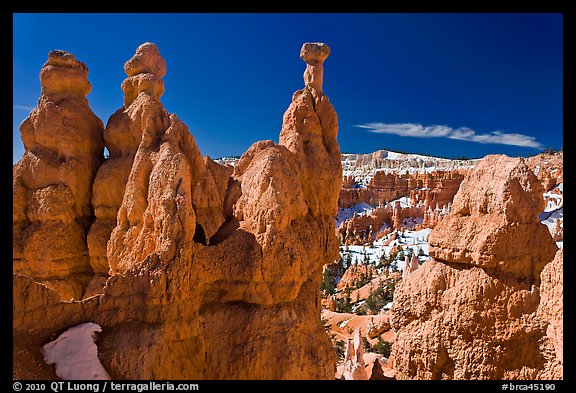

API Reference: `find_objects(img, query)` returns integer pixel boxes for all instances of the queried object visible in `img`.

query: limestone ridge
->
[391,155,562,379]
[13,50,105,300]
[13,42,339,379]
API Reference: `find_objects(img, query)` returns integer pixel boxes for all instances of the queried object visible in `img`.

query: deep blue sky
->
[13,13,563,163]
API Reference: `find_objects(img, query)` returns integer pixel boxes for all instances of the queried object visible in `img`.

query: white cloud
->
[356,122,543,149]
[13,104,35,111]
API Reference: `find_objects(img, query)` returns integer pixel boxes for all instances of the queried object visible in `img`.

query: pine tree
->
[320,269,335,295]
[344,252,352,270]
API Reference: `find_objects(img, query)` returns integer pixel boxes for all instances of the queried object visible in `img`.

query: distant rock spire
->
[342,329,368,380]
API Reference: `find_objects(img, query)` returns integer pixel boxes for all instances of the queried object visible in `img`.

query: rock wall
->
[339,170,468,209]
[13,42,340,380]
[391,155,560,380]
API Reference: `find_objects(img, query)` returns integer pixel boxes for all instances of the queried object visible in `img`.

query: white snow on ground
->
[544,196,562,212]
[337,196,414,228]
[42,322,111,380]
[538,182,563,249]
[341,228,432,273]
[540,208,563,246]
[339,318,353,329]
[336,202,373,227]
[395,196,411,208]
[543,183,563,212]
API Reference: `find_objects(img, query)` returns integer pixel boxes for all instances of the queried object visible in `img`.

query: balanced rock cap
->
[45,50,88,71]
[124,42,167,78]
[300,42,330,65]
[40,50,91,97]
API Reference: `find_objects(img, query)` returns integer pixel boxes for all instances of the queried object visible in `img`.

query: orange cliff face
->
[391,155,562,380]
[13,42,340,380]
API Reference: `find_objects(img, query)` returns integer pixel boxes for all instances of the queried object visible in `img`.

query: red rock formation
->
[13,50,105,301]
[14,42,340,380]
[337,265,378,291]
[342,329,368,380]
[337,171,463,245]
[279,42,341,218]
[402,254,419,280]
[367,315,391,339]
[338,201,431,245]
[391,155,560,380]
[339,169,468,209]
[86,42,193,294]
[382,231,397,246]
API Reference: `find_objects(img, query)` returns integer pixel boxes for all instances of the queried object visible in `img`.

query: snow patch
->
[42,322,111,380]
[339,318,353,329]
[336,202,373,227]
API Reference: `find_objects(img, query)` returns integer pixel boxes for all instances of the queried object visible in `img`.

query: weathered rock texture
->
[536,249,563,379]
[391,154,560,380]
[13,50,105,301]
[14,42,340,380]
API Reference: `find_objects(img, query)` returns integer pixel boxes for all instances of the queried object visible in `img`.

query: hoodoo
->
[13,50,104,301]
[13,42,341,380]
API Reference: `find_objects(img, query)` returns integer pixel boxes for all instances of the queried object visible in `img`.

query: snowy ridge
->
[342,149,480,183]
[214,156,239,167]
[215,149,480,181]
